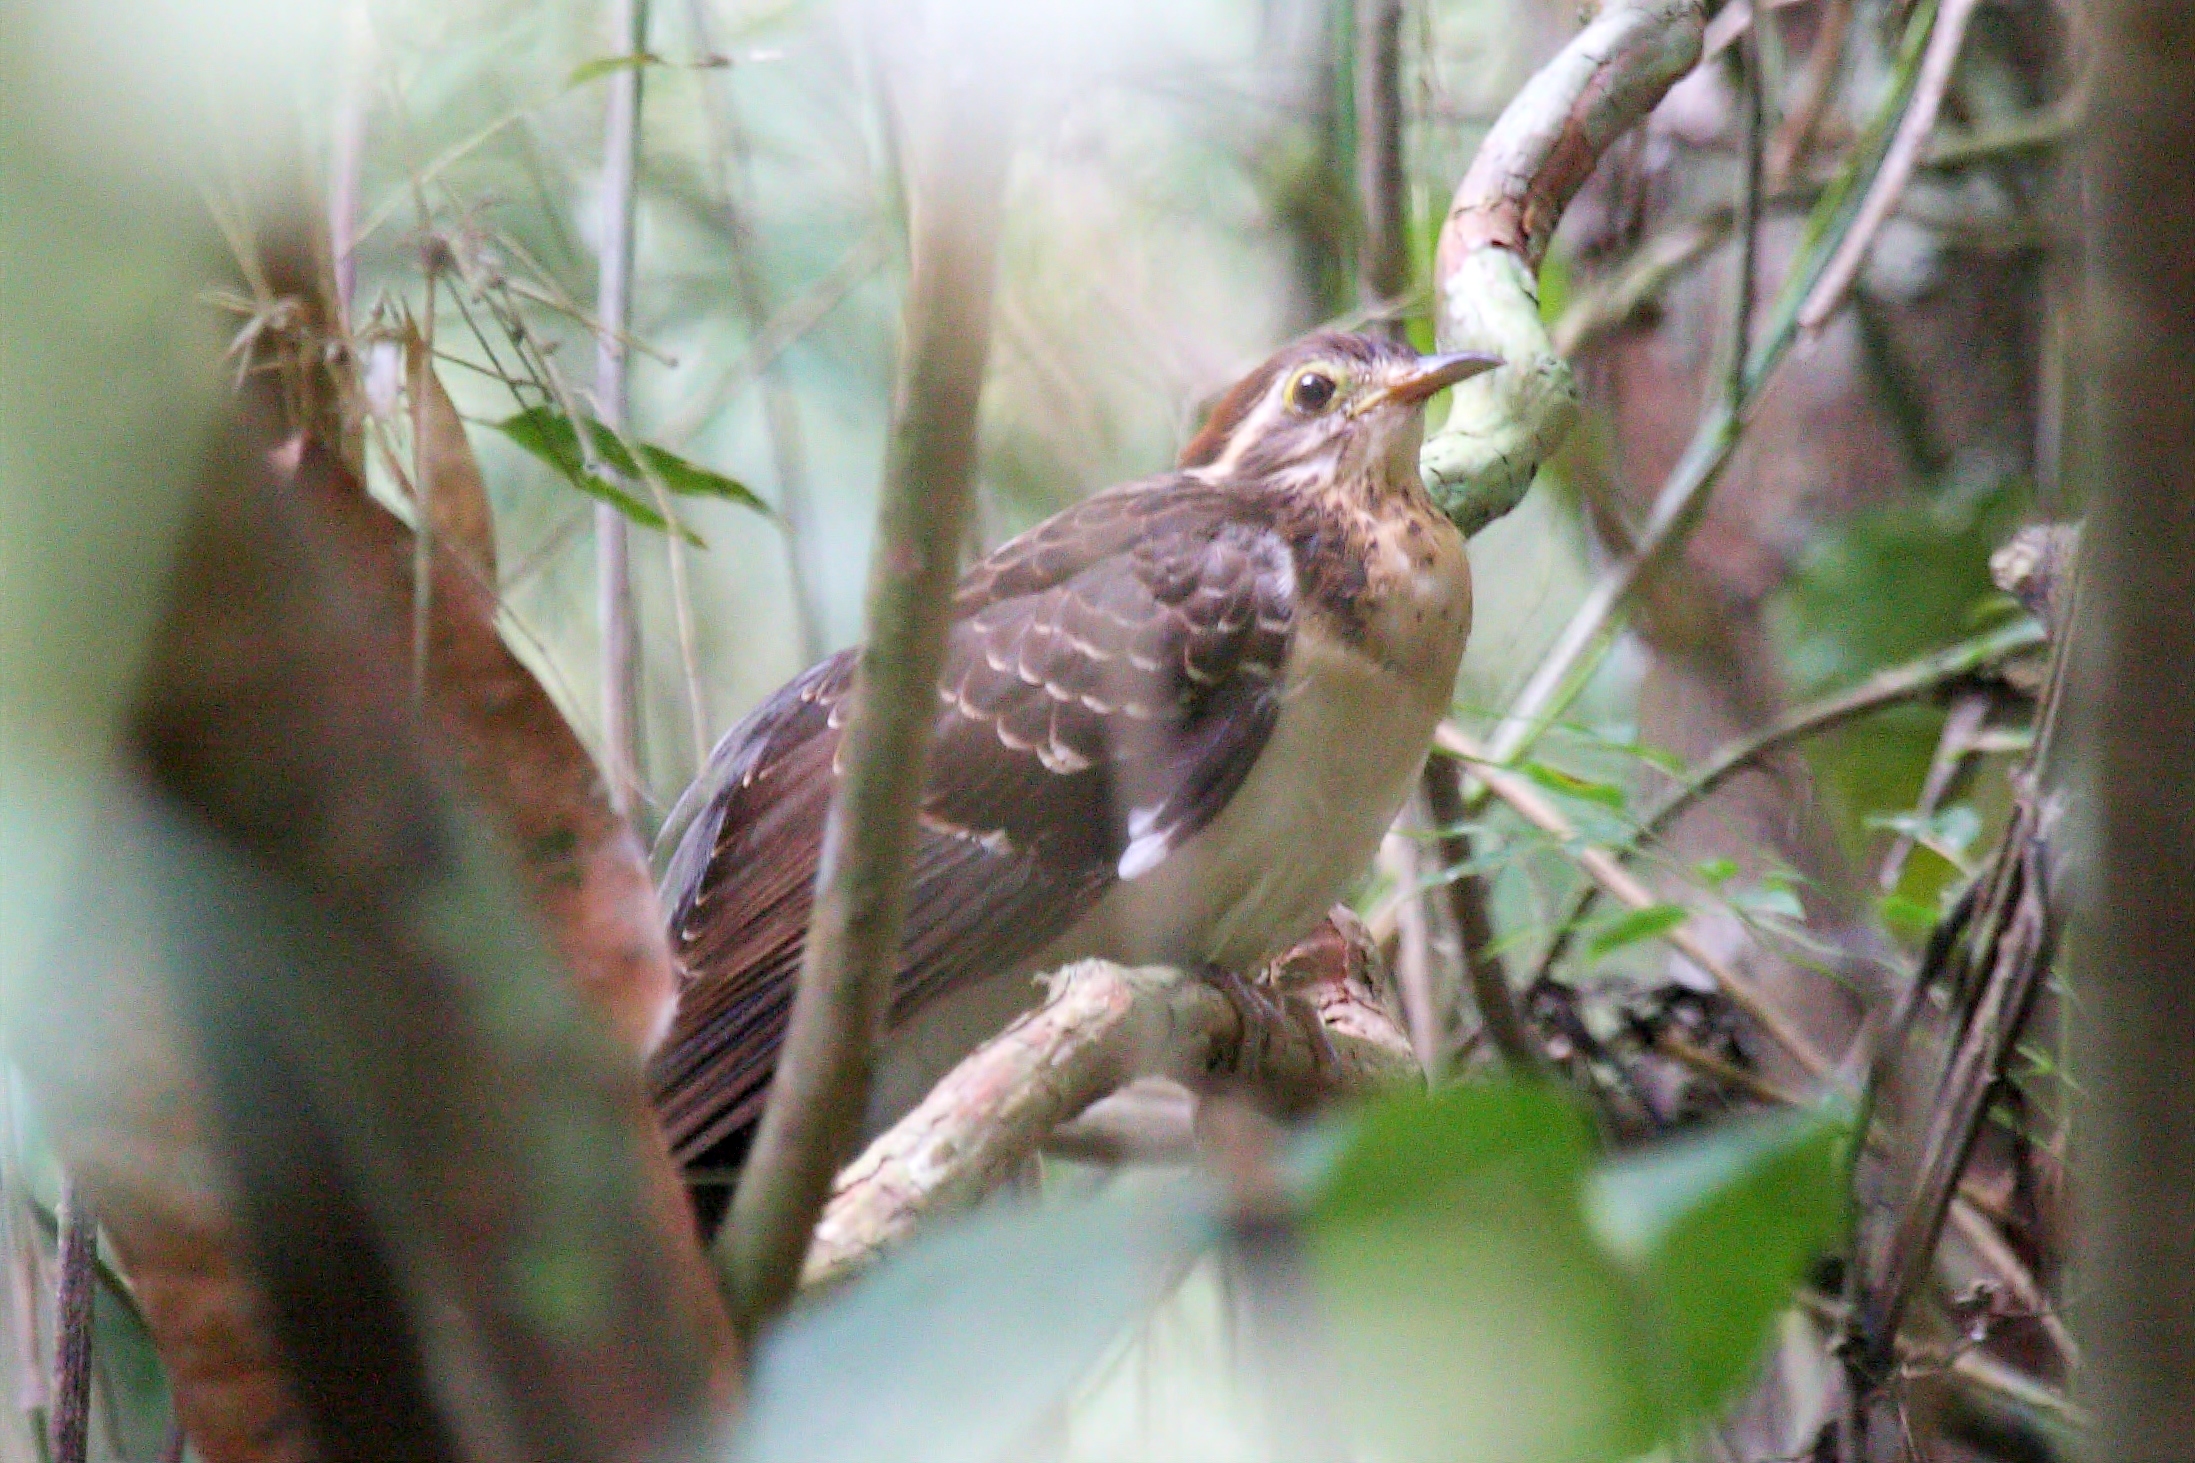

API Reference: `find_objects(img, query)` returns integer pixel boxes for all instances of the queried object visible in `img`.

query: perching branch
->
[715,22,1016,1336]
[805,927,1419,1289]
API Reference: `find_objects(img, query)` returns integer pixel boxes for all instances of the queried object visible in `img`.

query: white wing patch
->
[1117,804,1172,880]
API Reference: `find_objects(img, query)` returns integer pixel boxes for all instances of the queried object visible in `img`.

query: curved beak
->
[1376,351,1503,407]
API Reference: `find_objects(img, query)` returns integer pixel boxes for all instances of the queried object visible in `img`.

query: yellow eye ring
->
[1285,368,1340,415]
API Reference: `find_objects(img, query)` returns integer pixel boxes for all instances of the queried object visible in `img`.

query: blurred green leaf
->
[1696,856,1740,889]
[1865,804,1983,872]
[1589,1105,1850,1415]
[1729,883,1807,921]
[736,1177,1217,1463]
[568,52,667,86]
[1301,1084,1663,1463]
[1586,902,1691,958]
[490,407,769,543]
[1520,761,1630,811]
[1878,892,1943,939]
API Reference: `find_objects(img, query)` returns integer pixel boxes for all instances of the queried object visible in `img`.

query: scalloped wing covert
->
[648,477,1299,1172]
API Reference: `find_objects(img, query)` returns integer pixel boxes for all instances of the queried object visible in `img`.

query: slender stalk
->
[1874,690,1989,893]
[409,285,438,713]
[1475,0,1952,771]
[593,0,651,817]
[1766,0,1850,184]
[715,30,1016,1335]
[1354,0,1409,335]
[1422,758,1541,1075]
[1729,24,1765,407]
[684,0,831,662]
[1521,618,2045,987]
[47,1182,95,1463]
[1797,0,1982,331]
[328,0,373,329]
[628,442,710,769]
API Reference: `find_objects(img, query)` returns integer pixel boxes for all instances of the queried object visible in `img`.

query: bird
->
[649,329,1498,1218]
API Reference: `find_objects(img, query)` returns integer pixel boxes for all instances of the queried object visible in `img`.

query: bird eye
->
[1286,369,1338,414]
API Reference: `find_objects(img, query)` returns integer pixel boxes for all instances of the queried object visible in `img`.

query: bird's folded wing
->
[649,482,1297,1164]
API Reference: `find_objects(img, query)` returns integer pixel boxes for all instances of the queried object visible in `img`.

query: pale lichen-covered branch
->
[803,924,1419,1290]
[1421,0,1707,535]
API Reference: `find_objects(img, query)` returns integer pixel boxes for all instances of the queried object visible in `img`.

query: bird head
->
[1178,331,1500,499]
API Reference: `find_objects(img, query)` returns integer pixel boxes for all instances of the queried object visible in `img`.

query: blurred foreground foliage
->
[742,1087,1847,1463]
[2,0,2077,1458]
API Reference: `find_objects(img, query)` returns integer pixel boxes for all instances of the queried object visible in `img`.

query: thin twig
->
[1354,0,1410,332]
[1876,692,1990,893]
[328,0,373,328]
[47,1182,95,1463]
[1422,757,1542,1075]
[1798,0,1983,331]
[625,434,710,770]
[1767,0,1851,184]
[1636,621,2040,865]
[659,229,889,446]
[1521,618,2044,989]
[592,0,652,819]
[684,0,831,662]
[1440,726,1835,1082]
[409,288,439,713]
[1378,819,1442,1071]
[715,26,1016,1336]
[1796,1293,2084,1431]
[1730,23,1766,406]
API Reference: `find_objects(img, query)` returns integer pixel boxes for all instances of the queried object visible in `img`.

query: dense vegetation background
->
[6,0,2189,1460]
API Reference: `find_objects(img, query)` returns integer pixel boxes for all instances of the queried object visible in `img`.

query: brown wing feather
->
[647,479,1298,1178]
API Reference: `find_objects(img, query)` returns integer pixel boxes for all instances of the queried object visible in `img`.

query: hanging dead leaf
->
[291,437,677,1057]
[404,332,497,584]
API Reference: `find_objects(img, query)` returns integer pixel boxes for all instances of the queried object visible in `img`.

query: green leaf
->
[1696,856,1740,889]
[1878,892,1942,939]
[1520,760,1631,811]
[1585,902,1691,958]
[1588,1105,1851,1415]
[1730,883,1807,921]
[567,52,666,86]
[491,406,767,542]
[1302,1085,1665,1463]
[736,1177,1217,1463]
[1297,1084,1850,1462]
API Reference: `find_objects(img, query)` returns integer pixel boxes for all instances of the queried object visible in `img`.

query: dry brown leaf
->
[294,432,679,1059]
[404,336,497,583]
[11,370,724,1463]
